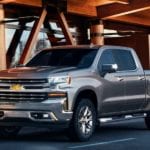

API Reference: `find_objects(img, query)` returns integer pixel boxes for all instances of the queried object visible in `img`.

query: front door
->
[98,49,126,114]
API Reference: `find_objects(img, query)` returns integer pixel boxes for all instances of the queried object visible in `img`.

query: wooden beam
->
[19,8,47,64]
[84,0,128,6]
[97,0,150,19]
[110,15,150,27]
[0,5,6,70]
[110,0,129,4]
[1,0,128,7]
[74,0,115,7]
[12,0,42,7]
[6,21,26,68]
[67,0,97,17]
[0,0,15,4]
[57,11,75,45]
[104,20,150,32]
[67,0,128,17]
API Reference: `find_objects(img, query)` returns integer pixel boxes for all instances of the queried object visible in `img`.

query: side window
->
[98,49,115,72]
[113,50,136,71]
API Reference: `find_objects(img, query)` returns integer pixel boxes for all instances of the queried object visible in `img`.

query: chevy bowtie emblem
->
[10,84,25,91]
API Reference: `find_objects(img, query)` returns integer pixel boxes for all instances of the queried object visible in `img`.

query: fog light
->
[43,113,49,118]
[31,112,51,120]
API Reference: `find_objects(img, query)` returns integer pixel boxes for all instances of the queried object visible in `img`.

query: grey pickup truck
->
[0,45,150,141]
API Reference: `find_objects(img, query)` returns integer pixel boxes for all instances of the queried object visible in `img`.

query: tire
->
[145,116,150,129]
[0,126,21,138]
[68,98,96,141]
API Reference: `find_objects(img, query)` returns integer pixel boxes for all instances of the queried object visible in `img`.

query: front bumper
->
[0,98,73,127]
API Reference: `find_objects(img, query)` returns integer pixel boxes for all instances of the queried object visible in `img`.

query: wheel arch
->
[72,89,99,115]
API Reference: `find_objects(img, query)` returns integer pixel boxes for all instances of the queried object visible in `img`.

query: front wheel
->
[68,99,96,141]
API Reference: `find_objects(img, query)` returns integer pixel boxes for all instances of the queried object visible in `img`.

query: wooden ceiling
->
[0,0,150,27]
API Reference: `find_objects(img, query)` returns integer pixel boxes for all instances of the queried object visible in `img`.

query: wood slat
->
[84,0,128,6]
[73,0,115,7]
[110,0,129,4]
[97,0,150,19]
[110,15,150,27]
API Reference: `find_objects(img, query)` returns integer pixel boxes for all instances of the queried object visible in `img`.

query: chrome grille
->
[0,79,49,90]
[0,92,47,102]
[0,79,47,84]
[0,79,49,102]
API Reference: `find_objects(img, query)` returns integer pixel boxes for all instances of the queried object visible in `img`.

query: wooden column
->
[7,21,26,68]
[57,11,75,45]
[19,8,47,64]
[90,20,104,45]
[0,5,6,70]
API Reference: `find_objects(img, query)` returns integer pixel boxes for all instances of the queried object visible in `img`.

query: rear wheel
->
[68,99,96,141]
[0,126,21,138]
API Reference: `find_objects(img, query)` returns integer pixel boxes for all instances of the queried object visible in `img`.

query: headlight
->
[48,76,71,85]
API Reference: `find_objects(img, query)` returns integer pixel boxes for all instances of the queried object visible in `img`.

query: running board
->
[99,113,147,124]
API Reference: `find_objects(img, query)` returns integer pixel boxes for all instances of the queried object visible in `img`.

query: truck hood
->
[0,66,78,78]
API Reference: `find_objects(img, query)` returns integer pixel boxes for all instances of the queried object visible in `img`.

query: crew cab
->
[0,45,150,141]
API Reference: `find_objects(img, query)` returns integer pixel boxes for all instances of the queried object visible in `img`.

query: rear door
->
[113,49,146,111]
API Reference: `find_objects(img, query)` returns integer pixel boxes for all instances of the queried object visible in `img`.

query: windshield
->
[26,48,98,69]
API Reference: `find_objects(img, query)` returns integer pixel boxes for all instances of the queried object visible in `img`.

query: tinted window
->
[98,49,115,71]
[113,50,136,71]
[26,49,98,69]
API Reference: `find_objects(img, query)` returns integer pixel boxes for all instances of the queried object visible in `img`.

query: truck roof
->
[42,45,133,51]
[44,44,101,50]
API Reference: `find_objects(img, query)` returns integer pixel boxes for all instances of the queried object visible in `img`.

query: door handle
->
[117,77,124,81]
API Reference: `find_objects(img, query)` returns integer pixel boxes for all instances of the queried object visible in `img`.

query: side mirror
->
[102,64,118,74]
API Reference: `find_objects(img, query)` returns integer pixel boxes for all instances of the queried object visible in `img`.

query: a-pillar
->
[0,5,6,70]
[90,20,104,45]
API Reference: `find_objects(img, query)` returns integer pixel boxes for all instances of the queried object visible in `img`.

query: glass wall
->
[5,21,51,66]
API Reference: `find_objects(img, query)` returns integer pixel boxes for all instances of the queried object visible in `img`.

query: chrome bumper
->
[0,98,73,127]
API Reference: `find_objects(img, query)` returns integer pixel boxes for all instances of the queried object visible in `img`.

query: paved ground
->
[0,118,150,150]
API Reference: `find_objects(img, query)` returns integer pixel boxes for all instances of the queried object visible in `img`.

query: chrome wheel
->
[68,99,96,141]
[79,106,93,135]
